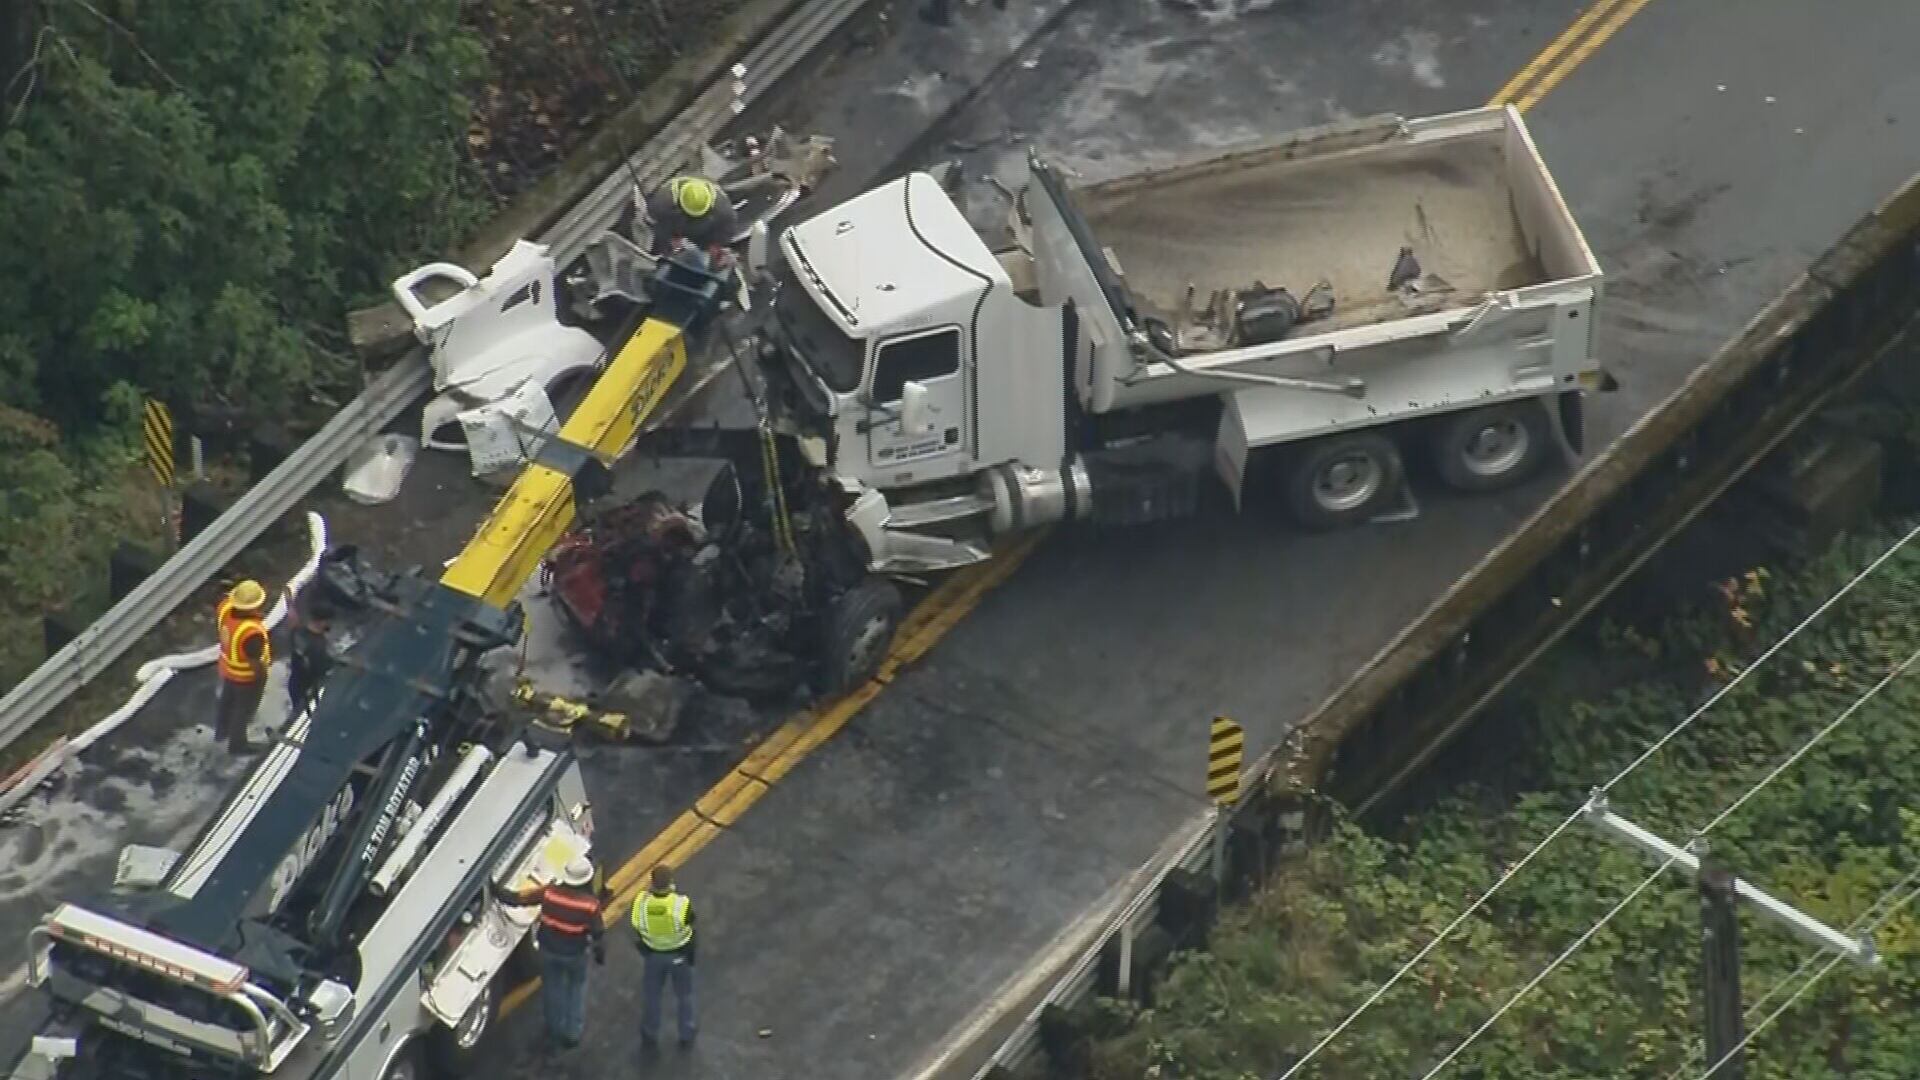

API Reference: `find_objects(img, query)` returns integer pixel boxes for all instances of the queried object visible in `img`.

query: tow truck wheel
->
[1429,400,1552,493]
[821,578,903,695]
[426,979,496,1077]
[1280,432,1404,531]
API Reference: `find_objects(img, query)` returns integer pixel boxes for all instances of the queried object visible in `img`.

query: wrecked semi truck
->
[528,105,1608,698]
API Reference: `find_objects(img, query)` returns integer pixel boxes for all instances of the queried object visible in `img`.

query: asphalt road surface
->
[502,3,1920,1079]
[3,0,1918,1077]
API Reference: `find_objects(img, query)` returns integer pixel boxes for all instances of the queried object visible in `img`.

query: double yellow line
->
[1489,0,1656,111]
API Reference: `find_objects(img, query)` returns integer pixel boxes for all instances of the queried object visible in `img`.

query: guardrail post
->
[248,426,295,484]
[43,616,77,659]
[109,544,160,603]
[1209,816,1229,888]
[1115,921,1134,998]
[179,484,227,545]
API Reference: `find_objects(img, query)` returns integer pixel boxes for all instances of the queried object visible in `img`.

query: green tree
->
[0,0,483,429]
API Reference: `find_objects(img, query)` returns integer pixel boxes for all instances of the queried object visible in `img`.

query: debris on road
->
[341,433,419,505]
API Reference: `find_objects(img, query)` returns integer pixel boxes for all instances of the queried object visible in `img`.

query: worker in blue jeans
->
[631,864,697,1050]
[492,856,606,1049]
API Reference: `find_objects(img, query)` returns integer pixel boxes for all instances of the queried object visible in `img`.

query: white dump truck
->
[745,104,1606,572]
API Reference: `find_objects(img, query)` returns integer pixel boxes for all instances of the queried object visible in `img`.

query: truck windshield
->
[772,259,865,393]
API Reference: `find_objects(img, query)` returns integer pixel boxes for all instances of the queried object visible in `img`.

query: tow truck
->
[5,256,734,1080]
[419,104,1608,701]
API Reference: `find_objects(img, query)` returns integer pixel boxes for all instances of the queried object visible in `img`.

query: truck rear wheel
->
[1429,400,1552,493]
[1280,432,1404,531]
[820,578,903,696]
[426,979,496,1077]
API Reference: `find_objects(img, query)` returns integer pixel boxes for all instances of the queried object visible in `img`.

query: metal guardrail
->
[0,0,872,754]
[542,0,867,263]
[971,813,1221,1074]
[967,168,1920,1079]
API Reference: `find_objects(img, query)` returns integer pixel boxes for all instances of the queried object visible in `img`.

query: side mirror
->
[898,381,933,435]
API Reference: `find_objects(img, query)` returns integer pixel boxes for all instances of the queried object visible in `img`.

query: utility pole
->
[1582,793,1876,1076]
[1697,853,1745,1080]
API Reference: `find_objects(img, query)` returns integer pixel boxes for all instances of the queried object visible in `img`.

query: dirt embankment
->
[465,0,751,201]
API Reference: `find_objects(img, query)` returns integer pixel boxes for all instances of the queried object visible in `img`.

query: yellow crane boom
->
[439,264,723,608]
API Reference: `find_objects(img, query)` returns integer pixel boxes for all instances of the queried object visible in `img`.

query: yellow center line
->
[502,0,1657,1021]
[1492,0,1656,111]
[1489,0,1627,107]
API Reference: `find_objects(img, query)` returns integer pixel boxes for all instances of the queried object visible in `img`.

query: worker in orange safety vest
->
[491,856,606,1049]
[214,580,273,755]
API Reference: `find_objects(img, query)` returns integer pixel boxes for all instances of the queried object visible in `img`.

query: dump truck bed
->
[1070,106,1598,336]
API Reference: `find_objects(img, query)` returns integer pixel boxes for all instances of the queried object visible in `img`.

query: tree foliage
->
[0,0,484,426]
[1084,522,1920,1079]
[0,0,490,683]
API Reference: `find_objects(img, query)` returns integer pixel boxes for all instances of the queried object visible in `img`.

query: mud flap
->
[1557,390,1586,458]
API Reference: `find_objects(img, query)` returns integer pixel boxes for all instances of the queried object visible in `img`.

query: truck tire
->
[425,979,496,1077]
[1280,432,1404,531]
[1429,400,1552,493]
[820,578,903,695]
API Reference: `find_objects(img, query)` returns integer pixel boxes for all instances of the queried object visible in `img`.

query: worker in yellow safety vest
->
[642,175,739,264]
[214,580,273,755]
[631,864,697,1051]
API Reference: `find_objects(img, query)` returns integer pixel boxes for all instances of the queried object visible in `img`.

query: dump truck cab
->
[767,171,1066,493]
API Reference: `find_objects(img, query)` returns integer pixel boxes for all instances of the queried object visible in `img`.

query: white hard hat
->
[562,856,594,887]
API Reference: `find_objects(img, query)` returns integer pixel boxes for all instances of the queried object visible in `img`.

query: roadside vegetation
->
[1074,517,1920,1079]
[0,0,741,687]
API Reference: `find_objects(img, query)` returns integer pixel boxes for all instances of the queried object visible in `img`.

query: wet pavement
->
[5,0,1920,1077]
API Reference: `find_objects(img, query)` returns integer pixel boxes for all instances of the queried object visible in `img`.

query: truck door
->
[865,326,969,478]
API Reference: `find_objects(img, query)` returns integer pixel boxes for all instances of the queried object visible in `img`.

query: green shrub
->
[1086,523,1920,1079]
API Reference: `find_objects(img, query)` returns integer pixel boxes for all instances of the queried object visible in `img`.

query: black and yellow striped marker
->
[1208,717,1244,806]
[142,399,174,489]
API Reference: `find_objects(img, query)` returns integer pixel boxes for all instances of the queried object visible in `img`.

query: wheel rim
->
[1460,418,1530,478]
[454,983,491,1050]
[1313,453,1383,512]
[845,613,893,682]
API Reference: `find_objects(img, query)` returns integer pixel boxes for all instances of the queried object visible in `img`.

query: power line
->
[1273,519,1920,1080]
[1414,634,1920,1079]
[1416,853,1682,1080]
[1690,863,1920,1080]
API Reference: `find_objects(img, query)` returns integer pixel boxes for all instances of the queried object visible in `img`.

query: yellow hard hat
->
[675,178,717,219]
[228,580,267,612]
